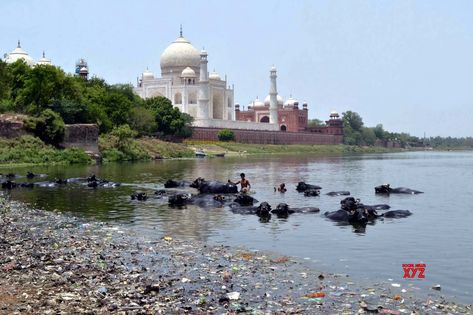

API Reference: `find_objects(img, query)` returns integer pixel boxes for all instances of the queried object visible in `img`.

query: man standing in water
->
[229,173,251,193]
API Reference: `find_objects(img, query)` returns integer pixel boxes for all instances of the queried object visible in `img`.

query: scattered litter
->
[227,292,240,300]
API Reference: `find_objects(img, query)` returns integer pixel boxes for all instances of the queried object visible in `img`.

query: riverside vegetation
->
[0,59,471,165]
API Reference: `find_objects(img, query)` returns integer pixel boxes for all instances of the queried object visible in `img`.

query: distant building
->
[236,66,342,135]
[75,58,89,80]
[3,41,53,67]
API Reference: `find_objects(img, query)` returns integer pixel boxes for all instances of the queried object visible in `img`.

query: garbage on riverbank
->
[0,198,470,314]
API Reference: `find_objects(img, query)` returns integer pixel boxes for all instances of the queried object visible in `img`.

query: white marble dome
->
[264,94,283,106]
[142,68,154,80]
[4,41,35,66]
[36,51,52,66]
[181,66,196,78]
[284,97,299,107]
[209,71,220,80]
[250,97,264,107]
[160,36,201,73]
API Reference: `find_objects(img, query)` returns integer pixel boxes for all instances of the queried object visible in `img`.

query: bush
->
[25,109,65,146]
[217,129,235,142]
[0,135,92,165]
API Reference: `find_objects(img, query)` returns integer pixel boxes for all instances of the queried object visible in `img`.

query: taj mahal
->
[133,28,317,132]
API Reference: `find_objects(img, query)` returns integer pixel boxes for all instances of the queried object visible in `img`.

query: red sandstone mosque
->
[235,66,343,136]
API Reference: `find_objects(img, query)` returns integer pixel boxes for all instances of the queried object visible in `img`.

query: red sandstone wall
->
[191,127,343,145]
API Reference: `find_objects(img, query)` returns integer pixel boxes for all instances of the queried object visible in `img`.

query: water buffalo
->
[296,182,322,192]
[233,194,258,206]
[190,177,238,194]
[271,203,320,217]
[230,201,272,217]
[326,191,350,196]
[1,180,36,189]
[340,197,390,212]
[375,184,423,194]
[324,209,369,224]
[86,175,121,188]
[164,179,190,188]
[131,192,148,201]
[304,189,320,197]
[0,173,17,179]
[26,172,47,179]
[381,210,412,218]
[167,193,230,208]
[1,180,17,189]
[168,193,191,207]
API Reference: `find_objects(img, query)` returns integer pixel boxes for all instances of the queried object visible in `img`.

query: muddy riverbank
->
[0,198,470,314]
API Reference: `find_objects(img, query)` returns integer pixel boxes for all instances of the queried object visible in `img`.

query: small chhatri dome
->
[284,96,298,107]
[209,70,220,80]
[4,40,35,66]
[264,94,283,106]
[142,67,154,80]
[181,66,196,78]
[79,66,88,74]
[160,27,201,74]
[330,110,340,118]
[36,51,52,66]
[251,97,264,107]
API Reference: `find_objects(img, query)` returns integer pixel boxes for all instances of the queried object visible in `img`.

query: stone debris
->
[0,198,471,314]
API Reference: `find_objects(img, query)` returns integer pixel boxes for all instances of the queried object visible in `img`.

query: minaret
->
[269,66,278,124]
[197,50,210,119]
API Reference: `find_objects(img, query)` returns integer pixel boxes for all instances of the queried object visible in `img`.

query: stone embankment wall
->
[61,124,99,154]
[374,139,402,148]
[191,127,343,145]
[0,114,27,138]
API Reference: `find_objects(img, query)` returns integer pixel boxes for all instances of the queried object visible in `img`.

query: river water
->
[5,151,473,303]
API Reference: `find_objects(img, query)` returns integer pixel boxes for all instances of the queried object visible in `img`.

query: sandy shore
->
[0,199,470,314]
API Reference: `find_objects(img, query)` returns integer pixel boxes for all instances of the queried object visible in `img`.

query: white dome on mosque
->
[36,51,52,66]
[160,31,201,73]
[249,97,264,107]
[209,70,221,80]
[4,41,35,66]
[181,66,196,78]
[284,96,299,107]
[142,68,154,80]
[264,94,283,106]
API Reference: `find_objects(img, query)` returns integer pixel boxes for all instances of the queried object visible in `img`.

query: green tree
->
[110,124,137,151]
[6,60,31,111]
[129,106,157,136]
[342,111,364,131]
[18,64,69,115]
[25,109,65,146]
[0,60,12,101]
[342,111,364,145]
[217,129,235,141]
[307,118,325,128]
[144,96,193,137]
[361,127,377,145]
[373,124,385,140]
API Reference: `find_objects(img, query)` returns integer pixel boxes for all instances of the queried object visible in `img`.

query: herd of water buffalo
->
[1,172,423,227]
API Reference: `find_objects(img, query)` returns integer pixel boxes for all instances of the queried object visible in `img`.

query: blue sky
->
[1,0,472,137]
